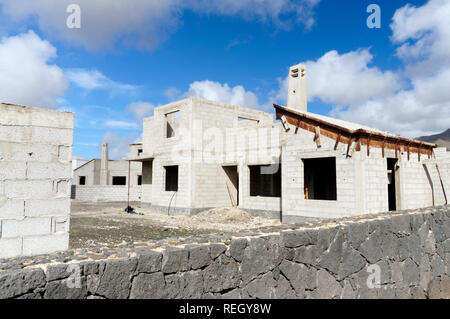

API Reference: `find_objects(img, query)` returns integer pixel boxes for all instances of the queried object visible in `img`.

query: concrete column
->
[100,142,109,185]
[353,151,367,214]
[287,64,307,112]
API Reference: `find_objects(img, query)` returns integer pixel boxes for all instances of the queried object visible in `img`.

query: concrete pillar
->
[100,142,109,185]
[287,64,307,113]
[353,151,367,214]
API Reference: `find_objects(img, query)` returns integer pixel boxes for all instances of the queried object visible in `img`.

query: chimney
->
[287,64,307,112]
[100,142,109,185]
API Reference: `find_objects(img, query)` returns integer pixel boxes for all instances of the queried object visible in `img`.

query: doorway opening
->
[223,166,239,207]
[387,158,399,211]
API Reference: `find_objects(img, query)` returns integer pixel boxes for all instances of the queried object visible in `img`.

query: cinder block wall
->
[281,121,448,220]
[282,126,359,219]
[0,103,74,259]
[72,185,142,202]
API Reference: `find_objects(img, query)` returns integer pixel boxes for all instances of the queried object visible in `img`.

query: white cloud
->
[164,87,181,101]
[391,0,450,67]
[184,80,260,109]
[125,101,155,122]
[66,69,136,92]
[0,30,68,108]
[304,49,402,106]
[104,120,139,130]
[0,0,320,51]
[102,131,139,160]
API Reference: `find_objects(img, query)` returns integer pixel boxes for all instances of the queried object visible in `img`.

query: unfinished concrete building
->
[72,143,142,201]
[0,103,73,258]
[128,64,449,221]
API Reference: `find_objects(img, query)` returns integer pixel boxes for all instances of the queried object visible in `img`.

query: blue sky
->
[1,0,448,160]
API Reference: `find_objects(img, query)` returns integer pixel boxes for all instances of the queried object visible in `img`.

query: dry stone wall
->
[0,205,449,299]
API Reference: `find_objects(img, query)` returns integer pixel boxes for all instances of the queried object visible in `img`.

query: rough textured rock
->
[161,248,189,274]
[340,279,357,299]
[203,255,240,293]
[44,264,71,282]
[189,246,211,270]
[136,251,162,273]
[346,222,367,249]
[244,273,277,299]
[229,238,247,262]
[317,229,344,275]
[209,243,227,259]
[0,269,46,299]
[430,254,445,277]
[222,288,242,299]
[241,238,271,284]
[44,278,87,299]
[279,260,315,297]
[338,242,367,280]
[401,258,420,287]
[129,272,165,299]
[0,206,449,299]
[314,269,342,299]
[96,258,137,299]
[274,274,297,298]
[358,227,384,263]
[293,245,316,265]
[282,230,314,248]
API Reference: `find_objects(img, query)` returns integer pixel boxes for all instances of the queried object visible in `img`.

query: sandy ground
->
[70,201,280,249]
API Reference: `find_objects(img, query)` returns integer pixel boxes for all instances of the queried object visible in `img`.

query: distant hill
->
[416,128,450,150]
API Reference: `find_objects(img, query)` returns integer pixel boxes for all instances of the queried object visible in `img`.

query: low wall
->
[0,103,73,259]
[71,185,142,202]
[0,206,449,299]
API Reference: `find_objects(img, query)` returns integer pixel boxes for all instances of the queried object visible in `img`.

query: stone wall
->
[0,103,74,259]
[0,205,449,299]
[71,185,142,202]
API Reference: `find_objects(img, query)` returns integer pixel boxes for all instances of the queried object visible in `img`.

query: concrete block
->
[1,217,52,238]
[0,125,31,144]
[51,217,70,233]
[25,198,70,217]
[22,233,69,256]
[0,198,25,219]
[56,180,71,197]
[4,180,55,199]
[31,127,73,145]
[0,142,58,162]
[26,162,71,180]
[0,126,72,145]
[58,145,72,162]
[0,162,27,180]
[0,103,74,129]
[0,237,22,259]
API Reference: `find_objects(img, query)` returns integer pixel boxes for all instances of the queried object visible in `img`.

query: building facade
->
[128,64,449,220]
[72,143,142,201]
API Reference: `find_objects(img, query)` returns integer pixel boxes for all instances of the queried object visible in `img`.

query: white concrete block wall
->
[399,151,447,209]
[239,163,281,212]
[0,103,73,259]
[435,149,450,203]
[281,126,360,219]
[139,97,448,218]
[362,147,389,213]
[150,156,191,212]
[72,186,142,202]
